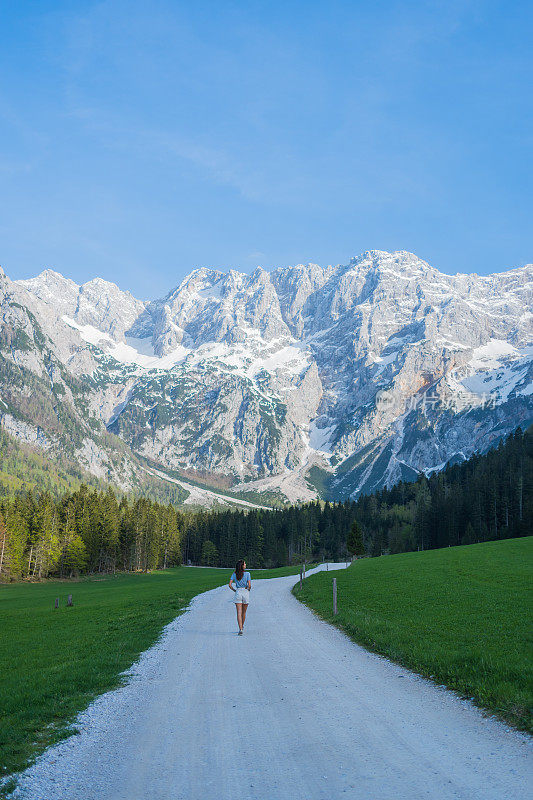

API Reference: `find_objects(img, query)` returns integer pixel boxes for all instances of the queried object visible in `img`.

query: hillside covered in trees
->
[0,426,531,580]
[0,428,187,505]
[184,425,532,564]
[354,424,531,554]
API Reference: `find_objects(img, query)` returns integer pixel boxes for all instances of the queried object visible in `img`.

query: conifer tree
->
[0,509,8,579]
[347,519,365,558]
[201,540,218,566]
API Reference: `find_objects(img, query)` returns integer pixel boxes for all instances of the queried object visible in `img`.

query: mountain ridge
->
[1,250,531,505]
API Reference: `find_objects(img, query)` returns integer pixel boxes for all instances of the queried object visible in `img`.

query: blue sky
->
[1,0,531,299]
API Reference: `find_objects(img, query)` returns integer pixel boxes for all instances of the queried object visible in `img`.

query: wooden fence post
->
[299,568,303,590]
[333,578,337,615]
[303,562,306,581]
[67,594,73,607]
[54,597,59,609]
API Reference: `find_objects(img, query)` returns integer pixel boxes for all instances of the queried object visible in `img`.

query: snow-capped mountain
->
[1,251,532,504]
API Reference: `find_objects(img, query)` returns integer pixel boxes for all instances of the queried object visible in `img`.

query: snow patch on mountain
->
[470,339,521,367]
[459,340,533,403]
[308,420,336,455]
[62,317,190,370]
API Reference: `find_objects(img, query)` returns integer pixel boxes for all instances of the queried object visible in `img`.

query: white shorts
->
[234,588,250,604]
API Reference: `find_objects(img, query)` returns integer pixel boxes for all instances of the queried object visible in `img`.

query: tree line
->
[0,425,531,581]
[182,425,532,565]
[357,424,532,556]
[0,486,184,580]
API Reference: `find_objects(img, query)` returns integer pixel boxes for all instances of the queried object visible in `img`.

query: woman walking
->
[229,559,251,635]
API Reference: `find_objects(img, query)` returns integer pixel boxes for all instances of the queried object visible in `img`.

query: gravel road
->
[11,564,531,800]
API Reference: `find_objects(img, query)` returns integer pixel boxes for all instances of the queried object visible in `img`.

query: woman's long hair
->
[235,559,245,581]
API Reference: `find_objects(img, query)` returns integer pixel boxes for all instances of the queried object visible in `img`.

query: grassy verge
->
[294,539,532,733]
[0,564,302,781]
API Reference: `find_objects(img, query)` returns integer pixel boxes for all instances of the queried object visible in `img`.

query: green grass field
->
[0,564,303,781]
[295,538,533,732]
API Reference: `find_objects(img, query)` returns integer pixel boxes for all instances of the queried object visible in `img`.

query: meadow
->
[295,538,532,732]
[0,564,303,780]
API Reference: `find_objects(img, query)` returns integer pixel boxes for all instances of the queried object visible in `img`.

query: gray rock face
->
[1,250,531,502]
[130,266,294,354]
[18,270,146,340]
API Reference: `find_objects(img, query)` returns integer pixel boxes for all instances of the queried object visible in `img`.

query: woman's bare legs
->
[236,603,243,632]
[242,603,248,626]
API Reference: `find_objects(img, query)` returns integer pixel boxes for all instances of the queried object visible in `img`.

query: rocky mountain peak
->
[17,269,81,320]
[16,271,146,341]
[19,267,79,295]
[2,251,531,505]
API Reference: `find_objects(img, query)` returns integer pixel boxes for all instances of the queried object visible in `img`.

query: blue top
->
[230,571,251,589]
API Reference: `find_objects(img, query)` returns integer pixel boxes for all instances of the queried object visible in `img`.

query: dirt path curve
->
[12,564,531,800]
